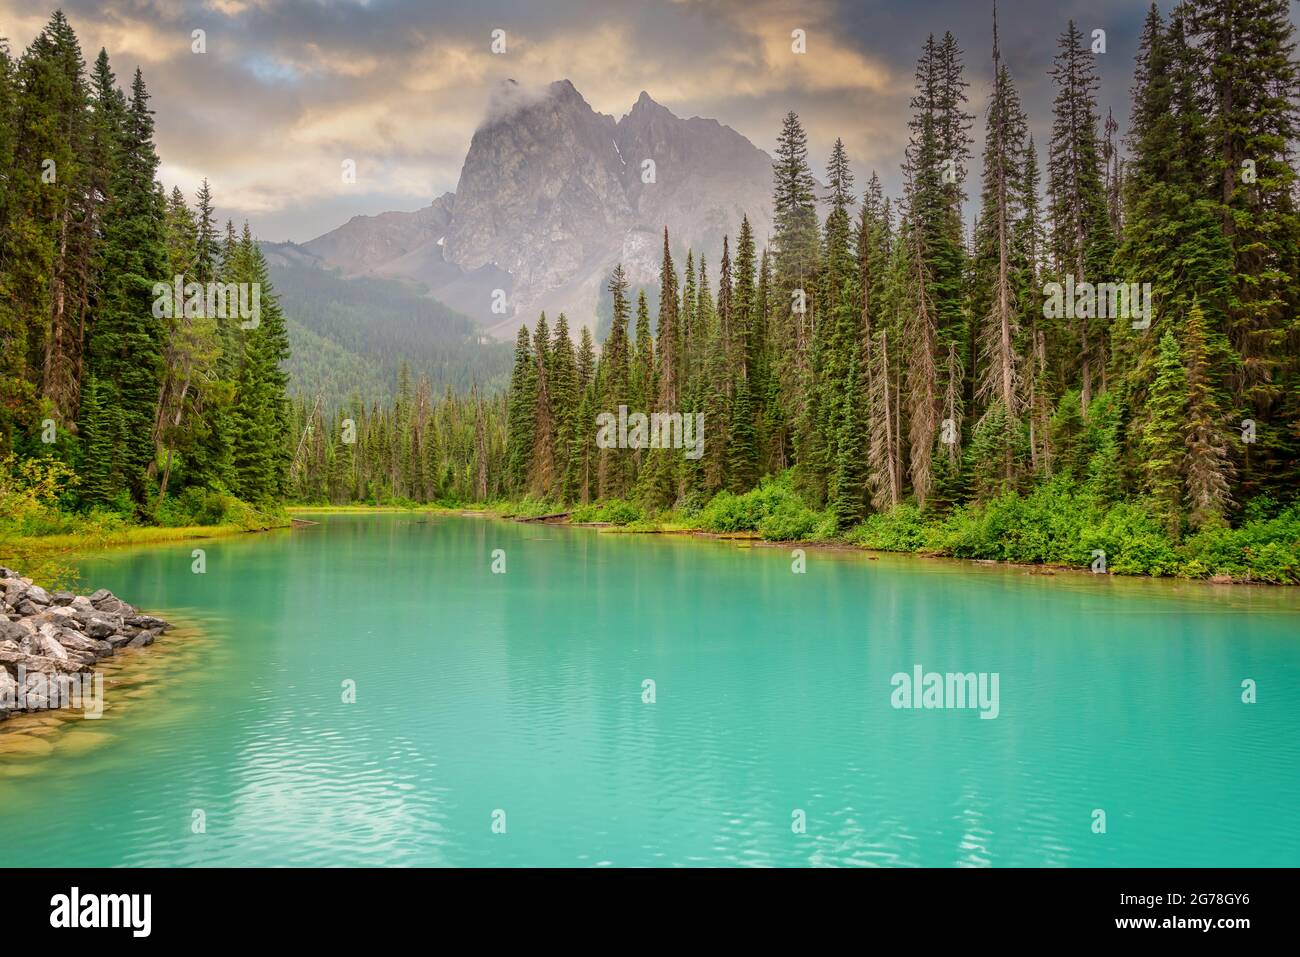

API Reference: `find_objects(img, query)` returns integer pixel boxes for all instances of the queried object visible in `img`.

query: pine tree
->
[1047,20,1115,410]
[972,9,1028,484]
[726,373,758,492]
[505,324,536,492]
[831,353,869,529]
[656,228,679,408]
[1182,298,1234,528]
[229,228,290,502]
[550,313,578,490]
[1141,331,1187,534]
[76,375,123,506]
[1192,0,1300,497]
[85,67,168,502]
[599,265,633,498]
[679,251,697,392]
[771,111,820,290]
[632,292,654,415]
[904,34,968,507]
[529,314,557,498]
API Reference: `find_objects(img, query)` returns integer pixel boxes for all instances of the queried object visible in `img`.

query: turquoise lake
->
[1,513,1298,867]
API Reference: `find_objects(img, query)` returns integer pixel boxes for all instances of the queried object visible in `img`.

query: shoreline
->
[497,509,1291,588]
[1,520,289,592]
[489,510,1292,588]
[1,566,172,726]
[283,502,1293,587]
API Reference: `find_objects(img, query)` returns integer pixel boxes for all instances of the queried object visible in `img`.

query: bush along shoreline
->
[487,472,1300,584]
[0,566,171,723]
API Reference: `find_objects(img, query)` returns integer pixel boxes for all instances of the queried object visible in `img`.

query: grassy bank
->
[2,519,288,591]
[2,455,288,588]
[472,474,1300,585]
[288,503,465,514]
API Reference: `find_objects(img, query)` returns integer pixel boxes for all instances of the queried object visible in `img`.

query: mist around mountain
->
[299,79,777,340]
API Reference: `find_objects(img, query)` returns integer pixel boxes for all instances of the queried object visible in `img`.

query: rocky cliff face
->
[302,79,774,339]
[305,193,455,278]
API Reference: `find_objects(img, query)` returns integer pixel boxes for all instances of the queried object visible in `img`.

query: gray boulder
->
[127,630,157,649]
[127,614,170,632]
[88,590,134,616]
[55,629,97,653]
[2,579,27,606]
[35,630,69,661]
[83,616,122,640]
[34,606,77,625]
[0,647,89,676]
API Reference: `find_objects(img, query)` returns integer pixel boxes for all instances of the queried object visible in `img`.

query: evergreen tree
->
[230,227,290,502]
[529,314,557,497]
[85,67,168,502]
[831,353,869,529]
[1141,331,1188,534]
[1047,20,1115,410]
[505,324,536,492]
[550,313,578,488]
[599,265,633,498]
[972,10,1028,484]
[1182,298,1235,528]
[1191,0,1300,497]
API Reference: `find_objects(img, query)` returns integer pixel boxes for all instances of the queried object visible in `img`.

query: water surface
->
[1,513,1297,867]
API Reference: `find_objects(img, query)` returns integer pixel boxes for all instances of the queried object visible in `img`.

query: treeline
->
[0,13,290,522]
[304,2,1299,555]
[269,261,513,410]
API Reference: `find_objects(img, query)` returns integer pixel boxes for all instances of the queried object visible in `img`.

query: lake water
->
[1,513,1298,867]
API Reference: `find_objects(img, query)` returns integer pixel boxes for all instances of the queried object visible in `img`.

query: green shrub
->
[598,499,642,525]
[697,473,812,534]
[848,504,933,551]
[757,498,822,541]
[1080,501,1181,576]
[0,453,80,537]
[1182,502,1300,582]
[570,499,642,525]
[936,479,1098,566]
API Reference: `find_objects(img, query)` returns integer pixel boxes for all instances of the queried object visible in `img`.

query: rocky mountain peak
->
[304,80,775,338]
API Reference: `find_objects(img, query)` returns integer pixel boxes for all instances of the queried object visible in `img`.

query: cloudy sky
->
[2,0,1293,242]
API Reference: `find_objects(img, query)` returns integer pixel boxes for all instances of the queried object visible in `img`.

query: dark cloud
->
[2,0,1294,241]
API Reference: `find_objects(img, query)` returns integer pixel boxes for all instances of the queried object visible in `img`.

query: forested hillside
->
[295,3,1300,581]
[0,13,290,529]
[264,256,512,409]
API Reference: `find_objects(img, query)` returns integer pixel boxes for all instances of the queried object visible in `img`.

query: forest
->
[3,4,1299,582]
[0,12,291,535]
[287,2,1300,581]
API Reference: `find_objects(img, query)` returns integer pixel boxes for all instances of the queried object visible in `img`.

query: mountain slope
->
[263,242,512,407]
[300,79,776,338]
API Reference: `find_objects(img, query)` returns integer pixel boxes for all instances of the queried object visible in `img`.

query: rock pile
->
[0,566,170,721]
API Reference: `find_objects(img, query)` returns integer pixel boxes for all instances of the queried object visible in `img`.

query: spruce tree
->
[1182,298,1234,528]
[599,265,633,498]
[831,353,869,529]
[505,324,536,492]
[1047,20,1115,410]
[85,67,167,503]
[1141,331,1187,534]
